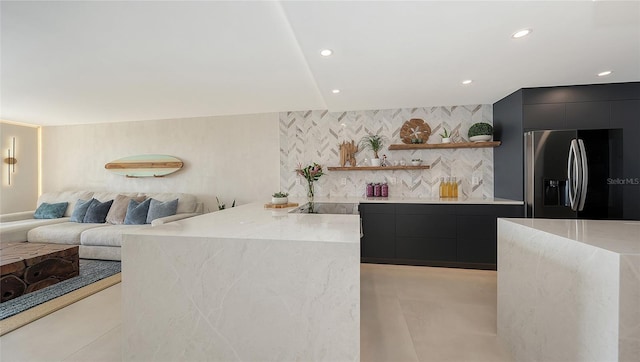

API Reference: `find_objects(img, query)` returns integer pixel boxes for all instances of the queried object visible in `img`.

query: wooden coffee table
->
[1,242,79,303]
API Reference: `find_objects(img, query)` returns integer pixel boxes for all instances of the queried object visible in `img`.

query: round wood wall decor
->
[400,119,431,144]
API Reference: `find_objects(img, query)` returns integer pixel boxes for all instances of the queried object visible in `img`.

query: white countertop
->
[295,196,523,205]
[501,218,640,255]
[128,202,360,243]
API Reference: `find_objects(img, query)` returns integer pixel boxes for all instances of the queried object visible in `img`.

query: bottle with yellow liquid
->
[442,177,450,198]
[439,177,445,198]
[451,176,458,199]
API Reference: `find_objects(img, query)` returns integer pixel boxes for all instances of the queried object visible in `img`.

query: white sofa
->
[0,191,203,261]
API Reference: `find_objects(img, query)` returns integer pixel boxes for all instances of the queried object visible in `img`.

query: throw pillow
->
[106,194,146,224]
[70,198,94,222]
[83,199,114,223]
[34,202,68,219]
[124,198,152,225]
[146,198,179,223]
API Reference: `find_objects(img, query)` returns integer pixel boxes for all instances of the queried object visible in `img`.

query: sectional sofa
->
[0,190,203,261]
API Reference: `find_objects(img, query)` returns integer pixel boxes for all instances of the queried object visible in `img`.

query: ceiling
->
[1,1,639,126]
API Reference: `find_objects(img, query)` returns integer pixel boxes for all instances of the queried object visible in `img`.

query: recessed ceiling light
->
[512,29,532,39]
[462,80,473,85]
[320,49,333,57]
[332,89,340,94]
[597,70,612,77]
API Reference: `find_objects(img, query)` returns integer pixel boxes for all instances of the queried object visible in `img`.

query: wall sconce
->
[4,137,17,185]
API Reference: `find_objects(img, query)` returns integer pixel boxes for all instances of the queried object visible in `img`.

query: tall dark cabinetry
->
[493,82,640,220]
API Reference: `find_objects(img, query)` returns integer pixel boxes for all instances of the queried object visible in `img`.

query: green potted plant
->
[359,135,386,166]
[271,192,289,205]
[468,122,493,142]
[440,128,451,144]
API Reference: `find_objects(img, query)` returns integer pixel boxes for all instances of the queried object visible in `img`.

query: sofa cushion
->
[92,191,138,203]
[34,202,68,219]
[27,222,108,245]
[70,198,94,222]
[80,224,150,247]
[0,217,71,244]
[37,191,94,217]
[146,198,178,223]
[106,194,146,225]
[142,193,197,214]
[83,199,113,223]
[124,198,151,225]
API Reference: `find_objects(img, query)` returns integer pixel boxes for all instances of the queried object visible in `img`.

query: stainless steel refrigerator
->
[524,129,624,219]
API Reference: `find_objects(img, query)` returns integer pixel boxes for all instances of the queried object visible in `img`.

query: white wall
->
[41,113,280,212]
[0,122,39,213]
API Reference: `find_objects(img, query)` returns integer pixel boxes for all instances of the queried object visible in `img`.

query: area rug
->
[0,259,121,336]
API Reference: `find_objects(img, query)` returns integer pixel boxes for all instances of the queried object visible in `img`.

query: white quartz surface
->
[128,202,359,243]
[502,218,640,255]
[307,196,523,205]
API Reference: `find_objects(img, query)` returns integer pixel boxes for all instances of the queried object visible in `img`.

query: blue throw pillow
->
[83,199,114,223]
[146,198,178,223]
[124,198,151,225]
[70,198,94,222]
[34,202,68,219]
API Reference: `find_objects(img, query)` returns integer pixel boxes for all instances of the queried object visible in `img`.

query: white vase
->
[271,197,288,205]
[370,158,381,167]
[441,137,451,144]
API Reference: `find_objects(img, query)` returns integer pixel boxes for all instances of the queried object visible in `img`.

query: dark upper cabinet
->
[523,104,565,130]
[565,102,610,129]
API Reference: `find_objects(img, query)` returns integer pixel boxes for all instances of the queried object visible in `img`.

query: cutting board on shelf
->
[264,203,299,209]
[105,154,183,178]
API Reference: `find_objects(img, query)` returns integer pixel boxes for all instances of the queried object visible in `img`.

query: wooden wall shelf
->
[327,165,430,171]
[388,141,501,150]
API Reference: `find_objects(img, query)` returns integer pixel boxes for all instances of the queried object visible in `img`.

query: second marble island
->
[121,203,360,361]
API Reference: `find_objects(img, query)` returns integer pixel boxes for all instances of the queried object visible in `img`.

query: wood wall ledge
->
[388,141,501,150]
[327,165,430,171]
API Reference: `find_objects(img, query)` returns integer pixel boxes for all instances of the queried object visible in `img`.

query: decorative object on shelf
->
[359,134,387,166]
[105,154,183,178]
[468,122,493,142]
[4,137,17,185]
[295,162,324,203]
[264,202,299,209]
[271,192,289,205]
[339,140,358,167]
[388,141,501,150]
[216,197,235,210]
[400,119,431,144]
[411,158,422,166]
[440,128,451,144]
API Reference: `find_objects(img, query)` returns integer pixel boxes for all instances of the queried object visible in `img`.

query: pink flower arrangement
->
[295,162,324,182]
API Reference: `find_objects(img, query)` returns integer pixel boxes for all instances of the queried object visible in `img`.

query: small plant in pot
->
[271,192,289,205]
[440,128,451,144]
[468,122,493,142]
[359,134,386,166]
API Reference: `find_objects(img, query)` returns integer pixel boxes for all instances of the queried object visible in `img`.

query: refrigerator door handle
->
[577,139,589,211]
[567,139,581,211]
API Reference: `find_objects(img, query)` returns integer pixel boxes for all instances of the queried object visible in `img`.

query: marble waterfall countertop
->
[497,218,640,362]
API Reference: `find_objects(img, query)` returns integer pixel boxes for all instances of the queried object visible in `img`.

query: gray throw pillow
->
[124,198,152,225]
[70,198,94,222]
[146,198,179,223]
[34,202,68,219]
[106,195,146,224]
[83,199,114,223]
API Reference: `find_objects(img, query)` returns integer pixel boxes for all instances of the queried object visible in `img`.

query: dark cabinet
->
[565,101,610,129]
[360,203,395,259]
[524,103,565,130]
[611,100,640,220]
[360,203,524,269]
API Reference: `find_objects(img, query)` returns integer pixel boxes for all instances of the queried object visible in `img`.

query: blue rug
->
[0,259,121,320]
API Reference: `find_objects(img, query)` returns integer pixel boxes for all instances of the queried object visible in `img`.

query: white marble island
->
[121,203,360,361]
[498,218,640,362]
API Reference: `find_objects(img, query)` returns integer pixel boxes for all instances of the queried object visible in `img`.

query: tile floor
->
[0,264,512,362]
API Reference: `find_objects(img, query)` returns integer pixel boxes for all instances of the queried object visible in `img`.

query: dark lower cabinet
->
[360,203,524,270]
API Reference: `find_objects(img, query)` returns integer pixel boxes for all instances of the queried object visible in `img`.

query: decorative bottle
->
[366,183,374,197]
[381,182,389,197]
[443,177,450,198]
[451,176,458,198]
[439,177,445,198]
[374,183,381,197]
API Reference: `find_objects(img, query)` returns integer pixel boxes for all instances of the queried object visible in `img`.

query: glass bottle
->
[373,183,381,197]
[439,177,445,198]
[451,176,458,198]
[366,183,374,197]
[442,177,450,198]
[381,182,389,197]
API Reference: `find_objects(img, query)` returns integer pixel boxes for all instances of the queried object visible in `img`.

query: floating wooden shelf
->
[388,141,501,150]
[327,165,430,171]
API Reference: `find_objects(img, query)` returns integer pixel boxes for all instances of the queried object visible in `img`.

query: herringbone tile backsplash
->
[280,105,494,199]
